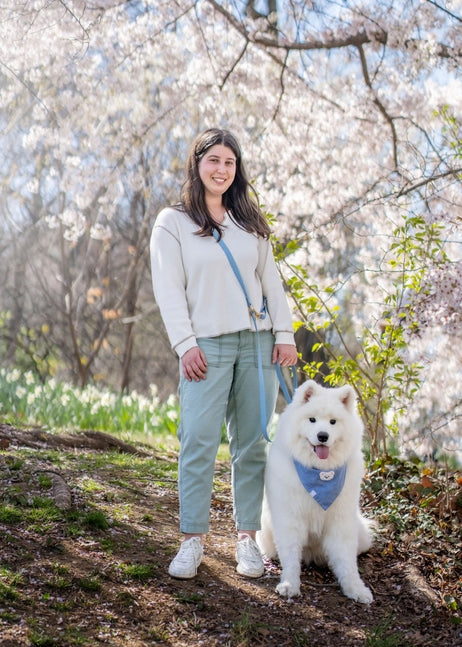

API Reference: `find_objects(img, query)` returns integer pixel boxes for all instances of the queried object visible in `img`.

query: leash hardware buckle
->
[249,305,264,320]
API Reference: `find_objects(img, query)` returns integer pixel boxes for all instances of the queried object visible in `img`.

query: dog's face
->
[284,380,363,469]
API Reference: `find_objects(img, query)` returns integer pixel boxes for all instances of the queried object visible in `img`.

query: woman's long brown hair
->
[179,128,271,239]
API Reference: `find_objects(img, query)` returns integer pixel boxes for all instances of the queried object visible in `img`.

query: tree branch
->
[219,41,249,90]
[395,167,462,198]
[425,0,462,23]
[357,43,400,171]
[0,60,57,124]
[206,0,461,60]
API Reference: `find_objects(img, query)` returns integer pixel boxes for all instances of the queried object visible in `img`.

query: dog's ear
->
[297,380,318,403]
[338,384,356,411]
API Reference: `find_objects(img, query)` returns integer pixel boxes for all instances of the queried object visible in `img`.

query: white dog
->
[258,380,374,604]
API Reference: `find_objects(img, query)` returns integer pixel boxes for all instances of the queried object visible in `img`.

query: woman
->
[150,128,297,580]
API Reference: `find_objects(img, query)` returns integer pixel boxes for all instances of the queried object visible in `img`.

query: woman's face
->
[198,144,236,201]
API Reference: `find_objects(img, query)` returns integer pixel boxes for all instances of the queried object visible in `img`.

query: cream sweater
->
[150,207,295,357]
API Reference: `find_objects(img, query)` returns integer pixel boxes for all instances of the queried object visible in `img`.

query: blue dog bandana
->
[293,460,347,510]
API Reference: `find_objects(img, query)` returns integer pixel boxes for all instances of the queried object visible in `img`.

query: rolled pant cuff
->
[180,526,209,535]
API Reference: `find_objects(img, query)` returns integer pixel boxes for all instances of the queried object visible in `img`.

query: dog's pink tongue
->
[314,445,329,460]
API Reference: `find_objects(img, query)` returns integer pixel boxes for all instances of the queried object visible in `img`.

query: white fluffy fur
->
[258,380,374,604]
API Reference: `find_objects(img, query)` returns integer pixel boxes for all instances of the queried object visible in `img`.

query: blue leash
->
[275,361,297,405]
[212,229,297,441]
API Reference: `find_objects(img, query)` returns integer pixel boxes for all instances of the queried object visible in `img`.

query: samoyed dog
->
[258,380,374,604]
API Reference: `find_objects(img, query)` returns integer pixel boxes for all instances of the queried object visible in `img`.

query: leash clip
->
[249,296,267,321]
[249,306,266,320]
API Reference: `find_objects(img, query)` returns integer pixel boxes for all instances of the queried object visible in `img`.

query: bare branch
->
[206,0,387,50]
[425,0,462,23]
[270,48,289,123]
[219,41,249,90]
[357,43,400,171]
[206,0,461,60]
[395,167,462,198]
[0,60,57,124]
[57,0,90,45]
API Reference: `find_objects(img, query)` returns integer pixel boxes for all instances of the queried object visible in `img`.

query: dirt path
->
[0,427,460,646]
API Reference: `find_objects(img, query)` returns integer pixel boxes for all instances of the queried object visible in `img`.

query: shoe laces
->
[175,537,202,564]
[237,535,262,564]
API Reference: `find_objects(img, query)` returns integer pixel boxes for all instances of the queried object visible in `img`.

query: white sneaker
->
[168,537,203,579]
[235,535,265,578]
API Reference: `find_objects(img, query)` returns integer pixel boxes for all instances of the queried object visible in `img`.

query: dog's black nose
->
[317,432,329,444]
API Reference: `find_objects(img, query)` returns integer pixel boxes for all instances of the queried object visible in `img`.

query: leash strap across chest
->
[212,228,297,441]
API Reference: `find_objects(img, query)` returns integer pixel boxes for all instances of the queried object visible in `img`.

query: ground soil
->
[0,425,461,646]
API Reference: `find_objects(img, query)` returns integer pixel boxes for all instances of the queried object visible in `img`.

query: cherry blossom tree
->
[0,0,460,459]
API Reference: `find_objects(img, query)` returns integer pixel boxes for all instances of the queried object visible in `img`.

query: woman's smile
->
[199,143,236,198]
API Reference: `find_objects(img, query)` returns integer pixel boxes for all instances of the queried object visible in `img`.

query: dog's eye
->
[330,419,336,425]
[309,417,316,423]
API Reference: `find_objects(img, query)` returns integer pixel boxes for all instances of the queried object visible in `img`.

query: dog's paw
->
[344,584,373,604]
[276,581,301,598]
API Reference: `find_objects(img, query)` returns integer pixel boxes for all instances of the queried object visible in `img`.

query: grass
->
[230,608,279,646]
[0,443,460,644]
[175,591,206,610]
[81,509,110,530]
[0,368,460,644]
[77,576,102,593]
[364,613,411,647]
[117,562,156,581]
[0,441,176,645]
[0,503,23,523]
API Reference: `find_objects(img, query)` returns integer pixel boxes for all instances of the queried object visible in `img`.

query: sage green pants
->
[177,330,278,534]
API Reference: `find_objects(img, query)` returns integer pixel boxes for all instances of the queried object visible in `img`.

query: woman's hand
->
[272,343,298,367]
[181,346,208,382]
